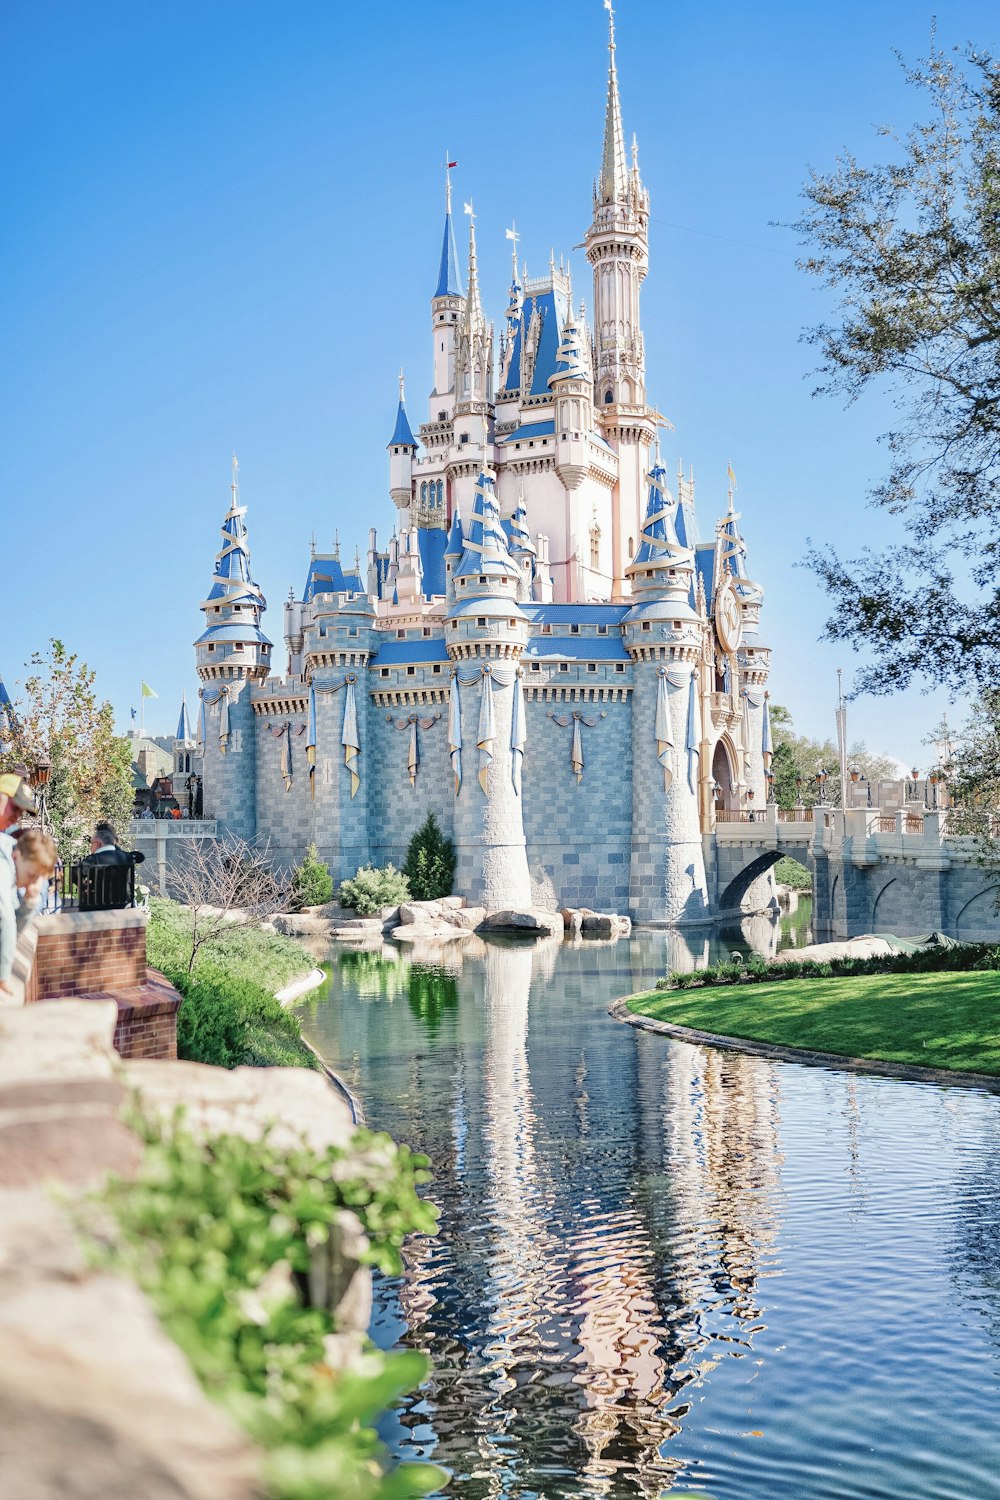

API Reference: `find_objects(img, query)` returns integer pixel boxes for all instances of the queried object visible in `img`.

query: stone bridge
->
[710,806,1000,942]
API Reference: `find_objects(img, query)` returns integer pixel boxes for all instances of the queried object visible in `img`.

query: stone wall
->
[521,695,632,911]
[366,679,454,871]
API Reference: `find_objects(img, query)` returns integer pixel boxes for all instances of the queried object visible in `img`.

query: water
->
[299,916,1000,1498]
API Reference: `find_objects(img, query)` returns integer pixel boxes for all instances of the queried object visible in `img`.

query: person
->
[0,775,38,996]
[12,830,57,933]
[73,822,145,911]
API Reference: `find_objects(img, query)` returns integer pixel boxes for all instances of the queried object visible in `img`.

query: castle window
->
[438,411,446,420]
[423,627,431,637]
[432,664,441,674]
[207,644,215,652]
[615,663,626,674]
[460,433,469,445]
[541,623,552,635]
[406,666,415,676]
[234,643,244,652]
[420,482,427,503]
[559,663,569,673]
[587,663,597,673]
[674,621,681,629]
[436,480,444,506]
[381,668,389,678]
[604,391,613,404]
[628,536,634,556]
[570,623,580,635]
[349,627,358,637]
[641,621,651,632]
[597,623,608,635]
[397,629,406,639]
[477,617,486,627]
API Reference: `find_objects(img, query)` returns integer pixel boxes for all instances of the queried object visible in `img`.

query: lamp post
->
[815,767,829,805]
[766,767,775,804]
[30,755,52,833]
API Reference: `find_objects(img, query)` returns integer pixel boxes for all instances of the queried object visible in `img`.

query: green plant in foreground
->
[97,1114,444,1500]
[290,843,334,911]
[339,864,411,917]
[403,814,456,902]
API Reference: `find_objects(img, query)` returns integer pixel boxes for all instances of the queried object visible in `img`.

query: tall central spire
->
[435,168,464,299]
[599,1,628,204]
[464,203,484,332]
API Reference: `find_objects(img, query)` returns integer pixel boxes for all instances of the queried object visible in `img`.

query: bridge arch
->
[954,884,1000,940]
[871,877,897,928]
[718,848,813,913]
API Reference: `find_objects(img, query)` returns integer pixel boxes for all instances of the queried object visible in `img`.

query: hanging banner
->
[686,674,700,793]
[448,675,462,796]
[510,673,525,795]
[342,676,360,798]
[655,669,674,791]
[477,671,495,794]
[306,685,317,800]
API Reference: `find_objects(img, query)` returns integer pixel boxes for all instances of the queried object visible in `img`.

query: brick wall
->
[17,910,182,1062]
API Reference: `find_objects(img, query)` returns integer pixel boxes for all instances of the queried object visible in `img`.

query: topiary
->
[338,863,411,917]
[403,813,456,902]
[289,842,334,911]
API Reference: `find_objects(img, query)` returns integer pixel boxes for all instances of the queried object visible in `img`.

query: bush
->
[96,1115,444,1500]
[656,939,997,991]
[403,814,456,902]
[289,843,334,911]
[174,965,319,1071]
[773,856,812,890]
[339,863,410,916]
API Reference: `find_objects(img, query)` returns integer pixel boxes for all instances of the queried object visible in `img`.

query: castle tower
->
[623,463,709,922]
[431,173,464,411]
[452,210,494,515]
[447,469,532,910]
[387,371,418,523]
[172,694,201,813]
[195,457,271,841]
[715,485,770,810]
[585,4,656,600]
[550,302,595,494]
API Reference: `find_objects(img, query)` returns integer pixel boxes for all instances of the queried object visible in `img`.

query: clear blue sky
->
[1,0,990,762]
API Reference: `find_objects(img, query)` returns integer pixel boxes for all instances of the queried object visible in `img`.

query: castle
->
[193,9,774,924]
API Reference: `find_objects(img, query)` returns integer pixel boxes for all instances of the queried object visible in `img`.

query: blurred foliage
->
[96,1113,444,1500]
[290,843,334,911]
[339,864,410,917]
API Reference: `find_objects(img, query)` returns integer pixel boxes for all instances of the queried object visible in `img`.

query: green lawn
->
[628,970,1000,1075]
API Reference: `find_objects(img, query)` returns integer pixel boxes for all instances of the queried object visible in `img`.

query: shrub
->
[289,843,334,911]
[656,939,996,990]
[403,814,456,902]
[173,964,319,1071]
[773,856,812,890]
[339,863,410,916]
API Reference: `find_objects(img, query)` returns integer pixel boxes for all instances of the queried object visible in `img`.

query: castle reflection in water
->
[308,926,791,1497]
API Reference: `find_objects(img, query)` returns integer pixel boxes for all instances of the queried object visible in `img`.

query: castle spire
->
[435,166,464,299]
[176,692,193,743]
[463,201,485,332]
[598,1,628,204]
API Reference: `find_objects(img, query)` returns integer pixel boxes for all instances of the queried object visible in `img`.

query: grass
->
[147,897,320,1070]
[628,970,1000,1075]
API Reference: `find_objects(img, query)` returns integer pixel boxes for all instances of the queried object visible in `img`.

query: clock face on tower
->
[715,577,743,654]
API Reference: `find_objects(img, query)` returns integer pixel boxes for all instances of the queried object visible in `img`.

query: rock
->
[442,905,486,930]
[0,1000,120,1088]
[477,909,565,939]
[578,911,632,939]
[123,1059,355,1157]
[271,912,331,937]
[392,922,469,944]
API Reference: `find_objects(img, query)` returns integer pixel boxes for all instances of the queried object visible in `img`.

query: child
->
[12,830,57,932]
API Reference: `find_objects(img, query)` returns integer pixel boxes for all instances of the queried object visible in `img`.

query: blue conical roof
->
[176,695,193,742]
[630,466,681,567]
[508,498,536,556]
[455,473,520,579]
[387,397,417,449]
[445,505,464,558]
[435,204,464,299]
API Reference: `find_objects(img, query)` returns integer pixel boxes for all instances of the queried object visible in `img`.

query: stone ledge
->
[31,909,149,937]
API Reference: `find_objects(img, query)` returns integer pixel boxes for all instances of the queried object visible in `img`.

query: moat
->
[299,913,1000,1499]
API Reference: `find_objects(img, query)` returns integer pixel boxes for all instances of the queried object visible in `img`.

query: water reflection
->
[302,920,1000,1499]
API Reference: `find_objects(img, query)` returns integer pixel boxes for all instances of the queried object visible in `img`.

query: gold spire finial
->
[230,452,239,508]
[726,460,737,513]
[604,0,615,51]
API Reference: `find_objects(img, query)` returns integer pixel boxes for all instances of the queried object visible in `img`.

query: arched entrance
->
[711,738,739,814]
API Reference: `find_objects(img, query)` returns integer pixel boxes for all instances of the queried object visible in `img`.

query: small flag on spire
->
[727,462,737,491]
[463,201,474,217]
[141,682,158,699]
[447,160,458,169]
[130,707,137,721]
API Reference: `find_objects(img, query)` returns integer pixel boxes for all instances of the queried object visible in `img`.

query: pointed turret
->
[388,371,417,517]
[176,694,193,743]
[454,471,519,581]
[507,489,537,603]
[598,3,628,206]
[434,173,464,299]
[196,457,272,680]
[445,504,464,558]
[455,205,494,420]
[431,170,465,404]
[625,463,697,619]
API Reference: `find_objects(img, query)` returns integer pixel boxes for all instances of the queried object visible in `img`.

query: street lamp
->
[815,767,829,805]
[766,767,776,803]
[30,755,52,832]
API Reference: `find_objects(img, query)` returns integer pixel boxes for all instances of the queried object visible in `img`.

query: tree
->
[0,639,134,860]
[289,843,333,911]
[791,42,1000,694]
[403,813,456,902]
[169,835,285,974]
[768,703,899,809]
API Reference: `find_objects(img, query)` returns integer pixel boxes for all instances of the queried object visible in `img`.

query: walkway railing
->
[129,819,218,838]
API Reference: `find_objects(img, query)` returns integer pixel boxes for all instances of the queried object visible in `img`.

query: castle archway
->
[871,878,897,928]
[954,885,1000,941]
[712,737,739,813]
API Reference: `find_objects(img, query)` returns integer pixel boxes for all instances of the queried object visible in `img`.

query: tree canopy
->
[769,703,899,809]
[0,639,134,859]
[792,42,1000,694]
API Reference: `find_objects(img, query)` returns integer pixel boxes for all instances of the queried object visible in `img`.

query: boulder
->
[271,912,331,937]
[477,909,565,939]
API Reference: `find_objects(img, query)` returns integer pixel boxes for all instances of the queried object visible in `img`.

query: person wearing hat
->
[0,774,39,995]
